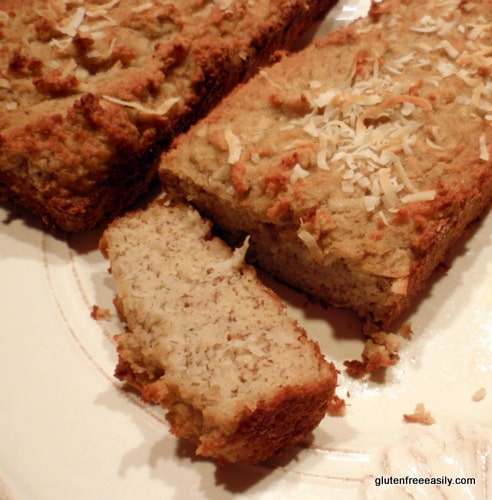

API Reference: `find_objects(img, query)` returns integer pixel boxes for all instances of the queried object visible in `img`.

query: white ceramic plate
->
[1,2,491,499]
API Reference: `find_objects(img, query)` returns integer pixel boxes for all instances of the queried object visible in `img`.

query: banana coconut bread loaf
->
[160,0,492,330]
[0,0,335,232]
[99,200,338,464]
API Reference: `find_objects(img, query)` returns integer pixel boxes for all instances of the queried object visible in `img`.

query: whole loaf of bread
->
[160,0,492,329]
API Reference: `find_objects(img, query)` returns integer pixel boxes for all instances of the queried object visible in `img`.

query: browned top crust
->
[0,0,334,231]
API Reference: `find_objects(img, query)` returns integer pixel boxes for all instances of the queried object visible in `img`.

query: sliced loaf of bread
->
[99,200,337,464]
[0,0,336,232]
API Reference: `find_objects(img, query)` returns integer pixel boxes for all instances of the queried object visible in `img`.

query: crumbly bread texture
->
[99,201,337,465]
[160,0,492,330]
[0,0,335,232]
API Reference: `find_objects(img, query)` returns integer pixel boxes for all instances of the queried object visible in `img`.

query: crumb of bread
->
[344,331,401,376]
[472,388,486,402]
[327,394,346,417]
[399,321,413,340]
[403,403,435,425]
[91,305,112,321]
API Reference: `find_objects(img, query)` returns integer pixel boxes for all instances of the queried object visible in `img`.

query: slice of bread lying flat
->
[0,0,335,232]
[160,0,492,330]
[100,201,337,464]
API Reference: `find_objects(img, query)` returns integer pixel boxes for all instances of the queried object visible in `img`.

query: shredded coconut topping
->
[272,0,491,216]
[284,79,434,212]
[45,0,120,62]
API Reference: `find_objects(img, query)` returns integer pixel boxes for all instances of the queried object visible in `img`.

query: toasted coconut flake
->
[438,40,460,59]
[378,168,399,209]
[401,190,436,203]
[290,163,310,184]
[297,230,324,263]
[362,195,379,212]
[101,95,181,115]
[58,7,86,37]
[479,134,490,161]
[224,128,242,164]
[86,0,120,17]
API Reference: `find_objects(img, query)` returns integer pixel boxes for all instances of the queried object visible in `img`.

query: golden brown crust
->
[0,0,336,232]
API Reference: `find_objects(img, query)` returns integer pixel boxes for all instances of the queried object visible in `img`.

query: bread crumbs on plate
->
[327,394,346,417]
[344,331,401,377]
[403,403,435,425]
[472,388,486,402]
[91,305,112,321]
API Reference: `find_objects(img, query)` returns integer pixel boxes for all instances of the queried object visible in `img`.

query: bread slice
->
[159,0,492,330]
[99,200,337,464]
[0,0,335,232]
